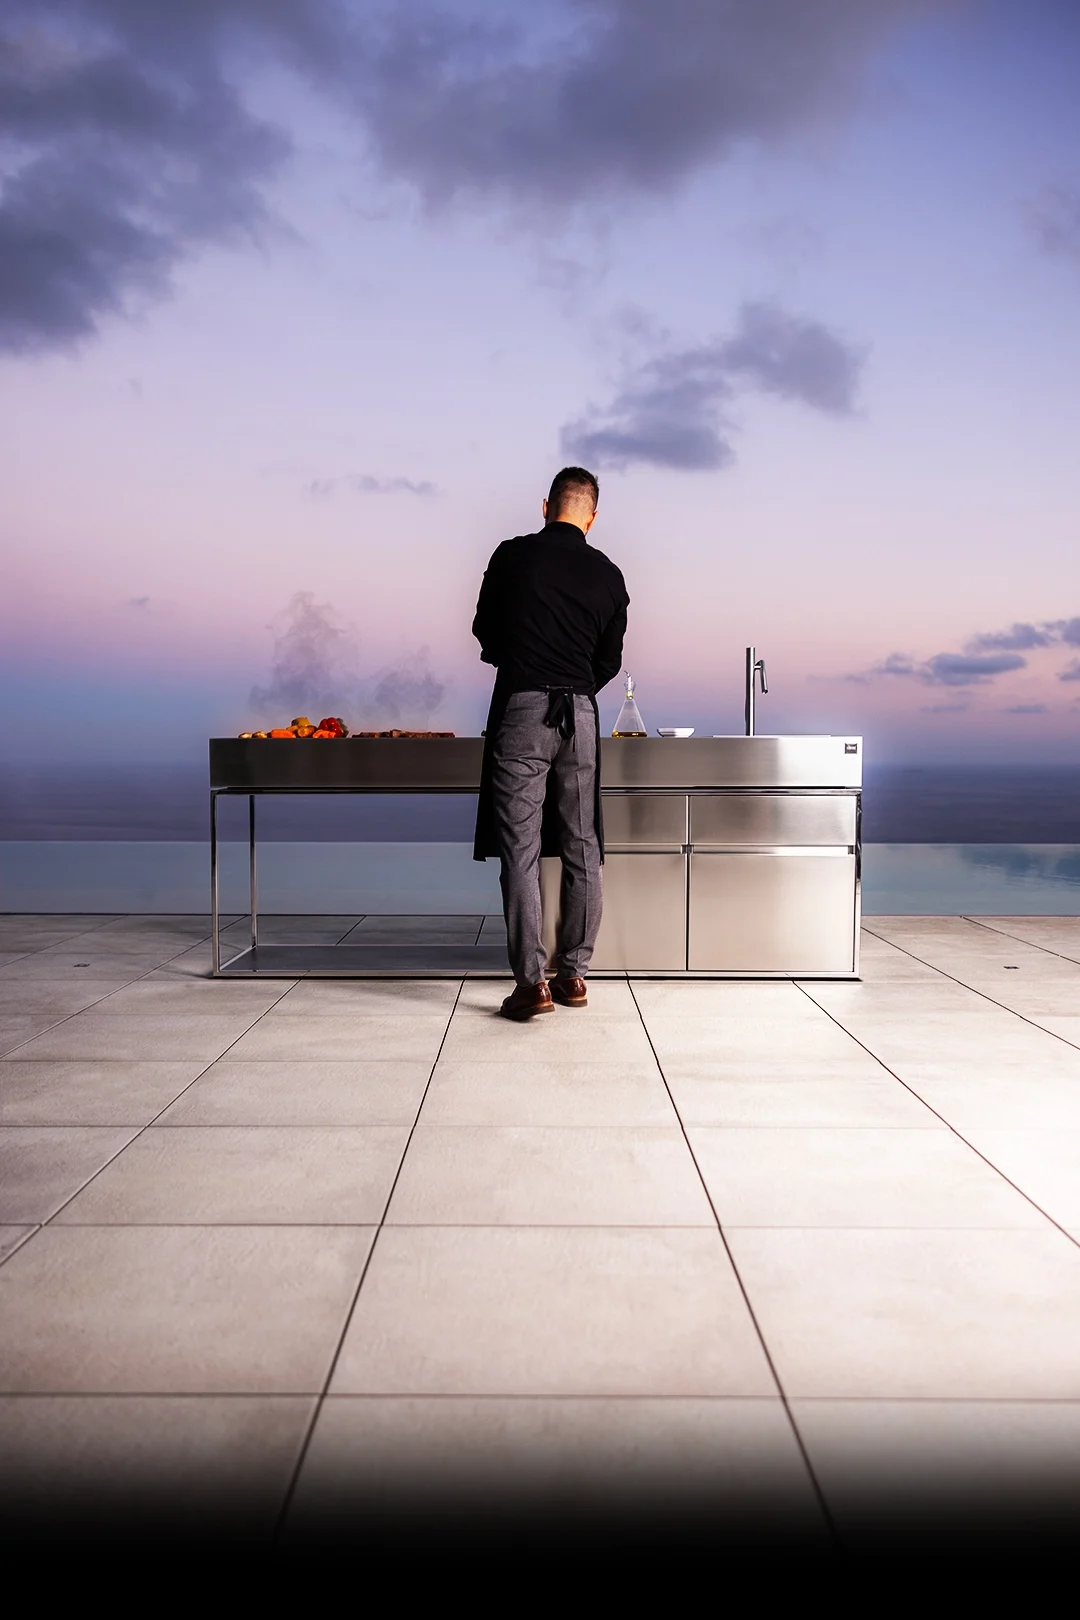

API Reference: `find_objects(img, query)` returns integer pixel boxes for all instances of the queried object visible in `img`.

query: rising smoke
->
[249,592,447,726]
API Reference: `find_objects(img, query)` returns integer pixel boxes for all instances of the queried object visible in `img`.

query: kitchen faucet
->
[744,646,768,736]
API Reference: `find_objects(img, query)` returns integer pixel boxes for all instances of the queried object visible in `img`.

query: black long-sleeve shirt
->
[472,520,629,694]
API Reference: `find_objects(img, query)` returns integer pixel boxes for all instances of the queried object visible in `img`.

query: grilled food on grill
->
[238,717,452,738]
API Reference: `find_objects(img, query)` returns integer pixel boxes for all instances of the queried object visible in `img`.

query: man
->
[472,466,629,1020]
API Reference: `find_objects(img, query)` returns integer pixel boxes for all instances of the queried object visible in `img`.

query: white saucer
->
[656,727,695,738]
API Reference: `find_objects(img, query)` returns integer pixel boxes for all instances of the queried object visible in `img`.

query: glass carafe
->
[612,673,647,737]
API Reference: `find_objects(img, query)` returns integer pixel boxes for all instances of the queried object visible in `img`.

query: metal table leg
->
[210,790,220,974]
[249,794,258,953]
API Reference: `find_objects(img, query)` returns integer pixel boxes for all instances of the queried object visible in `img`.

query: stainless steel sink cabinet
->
[209,734,861,977]
[555,737,861,977]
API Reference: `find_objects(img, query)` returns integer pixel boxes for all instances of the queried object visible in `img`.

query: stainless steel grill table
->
[209,734,862,978]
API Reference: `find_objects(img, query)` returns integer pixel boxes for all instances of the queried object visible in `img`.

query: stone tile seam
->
[0,952,303,1261]
[626,978,840,1546]
[796,972,1080,1254]
[271,977,466,1544]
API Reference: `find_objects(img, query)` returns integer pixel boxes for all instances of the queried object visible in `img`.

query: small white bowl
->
[656,727,695,738]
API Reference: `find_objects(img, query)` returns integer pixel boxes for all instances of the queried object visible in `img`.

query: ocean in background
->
[3,759,1080,915]
[2,842,1080,915]
[3,761,1080,843]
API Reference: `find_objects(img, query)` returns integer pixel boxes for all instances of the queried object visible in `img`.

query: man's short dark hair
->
[548,466,599,514]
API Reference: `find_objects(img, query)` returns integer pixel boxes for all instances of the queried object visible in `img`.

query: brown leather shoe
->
[500,982,554,1021]
[550,976,588,1007]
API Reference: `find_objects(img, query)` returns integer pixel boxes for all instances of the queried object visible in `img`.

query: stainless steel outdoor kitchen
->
[209,712,862,980]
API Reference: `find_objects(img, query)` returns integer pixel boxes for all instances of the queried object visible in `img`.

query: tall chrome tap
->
[744,647,768,736]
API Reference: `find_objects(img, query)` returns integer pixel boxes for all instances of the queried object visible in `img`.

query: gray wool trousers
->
[491,690,603,985]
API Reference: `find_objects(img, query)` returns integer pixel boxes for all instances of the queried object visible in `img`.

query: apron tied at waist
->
[543,687,578,739]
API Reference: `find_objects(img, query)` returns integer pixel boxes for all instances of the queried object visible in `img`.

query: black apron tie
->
[543,687,577,739]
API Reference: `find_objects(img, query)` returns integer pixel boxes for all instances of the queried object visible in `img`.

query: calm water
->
[3,842,1080,915]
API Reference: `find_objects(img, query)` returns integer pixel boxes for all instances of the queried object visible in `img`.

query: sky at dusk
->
[3,0,1080,767]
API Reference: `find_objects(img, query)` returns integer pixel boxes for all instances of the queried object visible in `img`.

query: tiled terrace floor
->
[2,911,1080,1551]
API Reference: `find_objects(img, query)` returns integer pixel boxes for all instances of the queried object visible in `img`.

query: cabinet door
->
[602,793,687,849]
[690,792,856,847]
[689,852,856,973]
[541,853,687,971]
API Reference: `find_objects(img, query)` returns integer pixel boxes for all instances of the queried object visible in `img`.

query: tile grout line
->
[0,915,136,970]
[4,945,302,1247]
[794,969,1080,1253]
[626,978,841,1549]
[0,916,274,1059]
[962,916,1080,970]
[861,925,1080,1054]
[270,976,467,1546]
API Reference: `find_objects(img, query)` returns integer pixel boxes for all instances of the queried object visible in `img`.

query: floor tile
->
[439,1012,654,1062]
[971,990,1080,1020]
[689,1127,1043,1228]
[0,1227,35,1264]
[793,1399,1080,1547]
[0,1225,374,1392]
[0,1018,67,1055]
[1030,1016,1080,1048]
[55,1126,409,1224]
[0,950,185,982]
[631,982,824,1019]
[806,982,984,1016]
[14,1014,260,1062]
[90,979,291,1015]
[960,1128,1080,1227]
[226,1014,450,1062]
[0,1395,314,1533]
[727,1227,1080,1397]
[666,1073,936,1127]
[0,1060,208,1126]
[458,979,637,1016]
[0,1127,138,1222]
[273,980,462,1015]
[420,1060,676,1127]
[331,1225,774,1396]
[158,1060,431,1126]
[287,1396,823,1534]
[0,982,128,1018]
[642,1014,866,1065]
[899,1072,1080,1132]
[0,961,158,988]
[386,1126,712,1226]
[0,917,118,952]
[975,919,1080,961]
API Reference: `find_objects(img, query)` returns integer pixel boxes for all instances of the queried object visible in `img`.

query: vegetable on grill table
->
[237,718,454,739]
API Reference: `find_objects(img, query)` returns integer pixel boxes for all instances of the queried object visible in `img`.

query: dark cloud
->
[1026,184,1080,262]
[356,0,941,206]
[0,2,292,353]
[920,702,969,713]
[966,622,1056,652]
[923,652,1027,686]
[1,1,939,354]
[127,595,150,608]
[715,302,864,413]
[856,618,1080,689]
[1003,704,1048,714]
[874,653,919,678]
[561,301,863,470]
